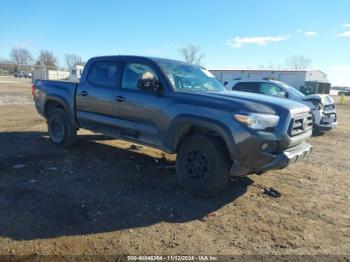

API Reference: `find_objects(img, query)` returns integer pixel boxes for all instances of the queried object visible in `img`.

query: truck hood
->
[193,90,310,115]
[303,94,334,106]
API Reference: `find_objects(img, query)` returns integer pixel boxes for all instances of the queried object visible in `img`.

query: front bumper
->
[316,112,337,130]
[317,121,337,130]
[230,142,312,176]
[269,142,312,170]
[230,140,312,177]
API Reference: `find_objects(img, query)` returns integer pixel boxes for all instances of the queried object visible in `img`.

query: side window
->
[122,63,158,90]
[233,82,260,93]
[259,83,287,98]
[87,62,118,88]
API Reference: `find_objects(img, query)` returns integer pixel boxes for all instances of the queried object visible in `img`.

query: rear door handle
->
[114,96,126,102]
[80,91,89,96]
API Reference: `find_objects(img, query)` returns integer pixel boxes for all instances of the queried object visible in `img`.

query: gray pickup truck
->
[33,56,312,196]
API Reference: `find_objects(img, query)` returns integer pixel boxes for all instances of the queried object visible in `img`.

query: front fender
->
[166,114,239,160]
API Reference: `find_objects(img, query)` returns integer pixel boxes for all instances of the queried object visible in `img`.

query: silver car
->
[225,79,337,131]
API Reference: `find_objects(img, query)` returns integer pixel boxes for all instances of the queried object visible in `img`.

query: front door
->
[112,61,171,147]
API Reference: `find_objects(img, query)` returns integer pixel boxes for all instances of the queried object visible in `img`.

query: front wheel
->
[47,108,77,147]
[176,134,231,197]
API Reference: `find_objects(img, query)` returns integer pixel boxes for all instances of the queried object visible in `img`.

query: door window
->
[259,83,287,98]
[87,62,118,88]
[122,63,159,90]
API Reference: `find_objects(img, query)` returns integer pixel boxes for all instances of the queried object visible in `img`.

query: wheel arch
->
[44,96,78,128]
[167,115,238,161]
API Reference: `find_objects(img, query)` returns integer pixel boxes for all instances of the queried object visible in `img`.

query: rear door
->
[76,60,121,132]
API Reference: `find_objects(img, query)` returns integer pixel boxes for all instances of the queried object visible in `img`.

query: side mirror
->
[276,91,287,98]
[138,75,162,94]
[137,71,161,94]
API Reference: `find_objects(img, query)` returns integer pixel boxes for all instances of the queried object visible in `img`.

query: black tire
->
[47,108,77,147]
[176,134,231,197]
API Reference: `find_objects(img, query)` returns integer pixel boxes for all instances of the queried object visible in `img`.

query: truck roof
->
[89,55,187,65]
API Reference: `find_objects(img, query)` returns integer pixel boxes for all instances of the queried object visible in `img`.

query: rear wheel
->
[176,134,231,197]
[47,108,77,147]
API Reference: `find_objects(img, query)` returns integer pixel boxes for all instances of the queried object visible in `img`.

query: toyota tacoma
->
[33,56,313,196]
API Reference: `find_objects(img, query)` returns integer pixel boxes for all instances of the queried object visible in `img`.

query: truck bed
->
[37,80,78,90]
[34,79,78,123]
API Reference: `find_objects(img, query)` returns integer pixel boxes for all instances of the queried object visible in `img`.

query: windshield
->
[157,61,225,92]
[277,81,306,98]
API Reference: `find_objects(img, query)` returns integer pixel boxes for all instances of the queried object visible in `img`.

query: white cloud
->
[342,23,350,28]
[304,31,317,37]
[337,31,350,37]
[227,35,288,48]
[296,29,303,33]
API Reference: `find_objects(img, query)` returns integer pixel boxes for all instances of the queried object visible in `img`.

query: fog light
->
[260,142,276,153]
[261,143,269,151]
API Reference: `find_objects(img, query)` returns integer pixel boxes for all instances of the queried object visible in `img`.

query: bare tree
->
[64,53,85,68]
[10,48,33,71]
[37,50,58,68]
[285,55,312,70]
[179,44,205,66]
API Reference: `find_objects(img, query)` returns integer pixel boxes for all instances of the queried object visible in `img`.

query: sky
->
[1,0,350,86]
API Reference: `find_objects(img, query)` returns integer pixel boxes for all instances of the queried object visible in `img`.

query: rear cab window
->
[87,62,119,88]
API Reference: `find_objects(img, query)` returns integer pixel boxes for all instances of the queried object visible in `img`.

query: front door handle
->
[114,96,126,102]
[80,91,89,96]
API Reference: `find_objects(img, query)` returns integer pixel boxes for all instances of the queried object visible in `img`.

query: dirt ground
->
[0,76,349,256]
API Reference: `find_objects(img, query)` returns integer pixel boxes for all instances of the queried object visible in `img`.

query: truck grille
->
[288,113,313,136]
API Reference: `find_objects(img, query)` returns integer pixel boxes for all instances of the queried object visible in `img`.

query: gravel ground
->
[0,76,349,257]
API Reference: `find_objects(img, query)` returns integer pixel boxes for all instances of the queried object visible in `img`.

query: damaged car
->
[225,79,337,132]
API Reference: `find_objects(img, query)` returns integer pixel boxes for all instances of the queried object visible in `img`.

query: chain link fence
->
[0,62,83,83]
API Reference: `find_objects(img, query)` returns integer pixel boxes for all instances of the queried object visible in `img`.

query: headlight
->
[234,113,280,130]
